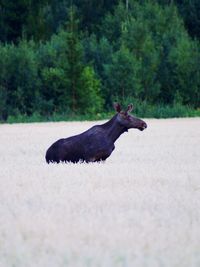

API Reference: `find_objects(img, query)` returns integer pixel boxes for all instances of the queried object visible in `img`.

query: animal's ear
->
[113,103,121,113]
[126,104,134,113]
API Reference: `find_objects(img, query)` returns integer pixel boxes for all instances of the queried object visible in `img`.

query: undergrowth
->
[2,103,200,124]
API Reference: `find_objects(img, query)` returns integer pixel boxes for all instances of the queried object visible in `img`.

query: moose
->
[45,103,147,163]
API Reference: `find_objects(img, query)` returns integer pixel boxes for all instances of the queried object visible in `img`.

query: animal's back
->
[46,135,86,163]
[45,138,65,163]
[45,126,114,163]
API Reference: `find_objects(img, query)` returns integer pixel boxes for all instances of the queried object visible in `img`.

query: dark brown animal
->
[45,103,147,163]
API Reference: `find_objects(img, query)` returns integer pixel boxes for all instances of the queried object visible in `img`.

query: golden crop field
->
[0,118,200,267]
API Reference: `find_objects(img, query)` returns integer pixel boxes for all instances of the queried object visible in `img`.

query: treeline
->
[0,0,200,121]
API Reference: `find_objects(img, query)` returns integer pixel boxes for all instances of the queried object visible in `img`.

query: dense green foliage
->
[0,0,199,121]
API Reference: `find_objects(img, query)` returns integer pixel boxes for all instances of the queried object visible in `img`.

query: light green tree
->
[104,45,141,104]
[79,66,103,114]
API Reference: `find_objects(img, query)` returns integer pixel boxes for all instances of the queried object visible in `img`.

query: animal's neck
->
[102,114,127,143]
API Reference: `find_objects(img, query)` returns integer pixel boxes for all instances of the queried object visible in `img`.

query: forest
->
[0,0,200,121]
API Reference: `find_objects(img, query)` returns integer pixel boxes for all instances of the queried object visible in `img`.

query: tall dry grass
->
[0,118,200,267]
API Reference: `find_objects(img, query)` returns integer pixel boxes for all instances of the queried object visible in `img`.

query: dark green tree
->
[37,30,71,114]
[104,45,141,104]
[0,0,49,42]
[100,1,128,47]
[64,6,84,112]
[74,0,118,34]
[158,0,200,39]
[169,35,200,107]
[25,0,49,41]
[0,40,39,119]
[0,0,28,43]
[83,34,113,80]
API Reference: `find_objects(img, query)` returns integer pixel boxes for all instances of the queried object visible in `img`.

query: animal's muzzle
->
[139,122,147,131]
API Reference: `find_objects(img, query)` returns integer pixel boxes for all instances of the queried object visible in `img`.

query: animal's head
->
[114,103,147,131]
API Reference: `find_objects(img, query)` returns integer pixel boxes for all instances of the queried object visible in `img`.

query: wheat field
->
[0,118,200,267]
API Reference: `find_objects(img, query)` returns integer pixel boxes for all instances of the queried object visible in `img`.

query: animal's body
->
[45,103,147,163]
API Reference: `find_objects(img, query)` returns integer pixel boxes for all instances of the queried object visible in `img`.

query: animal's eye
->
[120,112,130,120]
[120,112,126,118]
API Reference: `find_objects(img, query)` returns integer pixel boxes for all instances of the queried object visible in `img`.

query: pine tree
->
[104,45,141,104]
[65,6,84,112]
